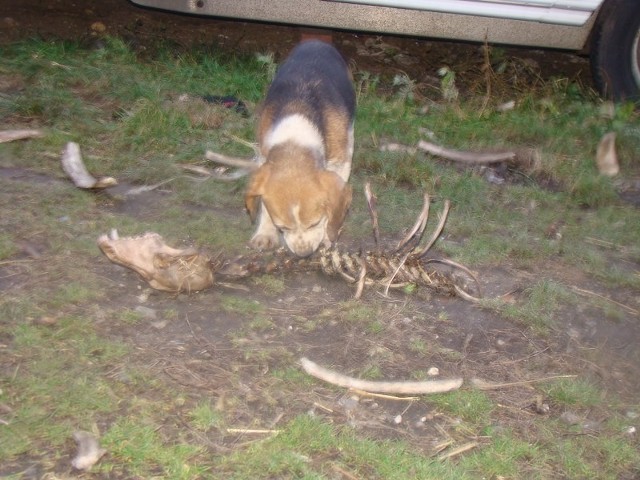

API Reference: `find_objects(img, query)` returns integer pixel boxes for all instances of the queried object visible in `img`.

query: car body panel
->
[129,0,603,49]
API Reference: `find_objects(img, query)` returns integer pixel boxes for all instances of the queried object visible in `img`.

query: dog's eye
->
[275,224,291,233]
[308,219,323,229]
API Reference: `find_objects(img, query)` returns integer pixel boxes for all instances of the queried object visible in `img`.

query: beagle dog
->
[246,40,355,257]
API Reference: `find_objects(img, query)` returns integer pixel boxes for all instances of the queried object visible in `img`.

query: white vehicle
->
[130,0,640,101]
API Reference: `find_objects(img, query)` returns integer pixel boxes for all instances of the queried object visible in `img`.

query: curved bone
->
[300,357,463,394]
[417,140,516,164]
[61,142,117,189]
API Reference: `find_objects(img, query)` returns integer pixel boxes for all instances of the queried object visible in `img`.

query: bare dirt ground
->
[1,0,639,477]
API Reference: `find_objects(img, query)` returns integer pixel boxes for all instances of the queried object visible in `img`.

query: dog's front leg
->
[249,202,280,251]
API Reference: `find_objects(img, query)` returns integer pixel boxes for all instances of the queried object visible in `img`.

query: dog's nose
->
[291,245,315,257]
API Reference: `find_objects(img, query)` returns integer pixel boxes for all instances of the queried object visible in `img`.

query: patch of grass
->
[100,417,208,478]
[220,294,264,316]
[483,279,576,333]
[189,400,223,432]
[118,308,146,325]
[220,414,462,479]
[1,316,128,459]
[338,300,378,325]
[542,378,603,408]
[460,431,544,479]
[0,232,17,259]
[409,337,429,355]
[271,367,316,388]
[252,274,286,295]
[47,281,102,308]
[429,389,495,426]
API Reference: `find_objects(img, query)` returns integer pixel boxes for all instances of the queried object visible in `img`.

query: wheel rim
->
[633,26,640,89]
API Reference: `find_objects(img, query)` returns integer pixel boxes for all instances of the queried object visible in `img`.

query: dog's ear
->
[245,165,271,222]
[319,172,352,242]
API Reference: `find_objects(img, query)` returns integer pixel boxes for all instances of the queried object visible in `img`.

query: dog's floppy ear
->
[318,171,352,242]
[245,165,271,222]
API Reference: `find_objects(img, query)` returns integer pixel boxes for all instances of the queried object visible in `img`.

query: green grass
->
[1,36,639,479]
[482,279,577,333]
[1,316,128,459]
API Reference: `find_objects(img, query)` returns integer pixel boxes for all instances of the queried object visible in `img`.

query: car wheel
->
[590,0,640,101]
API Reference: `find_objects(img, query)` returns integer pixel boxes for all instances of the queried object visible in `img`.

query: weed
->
[220,295,263,316]
[483,279,576,333]
[189,401,223,431]
[252,274,286,294]
[438,66,459,102]
[542,378,603,408]
[0,232,17,259]
[430,389,494,425]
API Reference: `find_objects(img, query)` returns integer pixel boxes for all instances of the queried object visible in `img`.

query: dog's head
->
[246,151,351,257]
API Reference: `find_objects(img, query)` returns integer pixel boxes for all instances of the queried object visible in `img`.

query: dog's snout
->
[284,233,321,258]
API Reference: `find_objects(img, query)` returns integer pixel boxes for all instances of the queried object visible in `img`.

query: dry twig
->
[470,374,578,391]
[437,441,479,461]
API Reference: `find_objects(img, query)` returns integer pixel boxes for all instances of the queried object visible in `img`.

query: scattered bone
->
[61,142,117,189]
[0,129,43,143]
[71,430,106,471]
[595,132,619,176]
[299,357,463,394]
[97,230,213,292]
[381,139,540,173]
[417,140,516,164]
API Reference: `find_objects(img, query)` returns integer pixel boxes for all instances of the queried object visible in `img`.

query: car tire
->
[590,0,640,101]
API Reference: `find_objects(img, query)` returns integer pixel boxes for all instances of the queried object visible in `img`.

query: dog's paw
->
[249,233,280,251]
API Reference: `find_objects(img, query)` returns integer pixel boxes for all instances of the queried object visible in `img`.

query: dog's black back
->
[264,41,355,128]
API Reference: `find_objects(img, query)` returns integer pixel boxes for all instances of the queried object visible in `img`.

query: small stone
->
[427,367,439,376]
[312,285,322,293]
[393,414,402,424]
[626,426,636,435]
[90,21,106,33]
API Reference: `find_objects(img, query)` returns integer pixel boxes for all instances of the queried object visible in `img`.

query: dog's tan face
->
[246,154,352,257]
